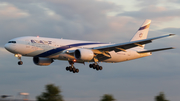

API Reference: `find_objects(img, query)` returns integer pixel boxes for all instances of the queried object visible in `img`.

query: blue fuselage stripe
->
[35,43,103,57]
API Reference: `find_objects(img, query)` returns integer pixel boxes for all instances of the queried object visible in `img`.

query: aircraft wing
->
[92,34,174,52]
[137,47,175,53]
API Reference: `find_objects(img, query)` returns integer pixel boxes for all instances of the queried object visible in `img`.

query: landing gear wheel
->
[66,61,80,73]
[93,64,96,69]
[69,67,73,72]
[99,66,103,70]
[75,69,79,73]
[89,63,103,71]
[72,68,76,73]
[18,61,23,65]
[89,64,93,68]
[66,67,69,71]
[66,66,79,73]
[96,65,100,71]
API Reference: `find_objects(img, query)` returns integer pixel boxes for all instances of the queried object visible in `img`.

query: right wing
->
[65,34,174,60]
[92,34,175,52]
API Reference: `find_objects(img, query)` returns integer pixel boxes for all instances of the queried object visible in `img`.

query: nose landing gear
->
[15,54,23,65]
[18,61,23,65]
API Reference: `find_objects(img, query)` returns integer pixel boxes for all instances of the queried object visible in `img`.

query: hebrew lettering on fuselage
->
[31,40,52,45]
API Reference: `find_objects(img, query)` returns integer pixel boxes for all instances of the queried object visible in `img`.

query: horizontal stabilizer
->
[138,47,175,53]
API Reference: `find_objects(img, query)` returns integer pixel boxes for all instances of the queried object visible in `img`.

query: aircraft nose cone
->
[4,43,14,53]
[4,43,9,50]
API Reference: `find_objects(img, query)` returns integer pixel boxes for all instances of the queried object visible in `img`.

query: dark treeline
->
[1,84,170,101]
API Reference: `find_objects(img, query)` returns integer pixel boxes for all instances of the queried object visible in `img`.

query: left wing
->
[92,34,175,52]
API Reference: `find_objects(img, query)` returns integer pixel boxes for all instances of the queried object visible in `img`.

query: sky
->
[0,0,180,101]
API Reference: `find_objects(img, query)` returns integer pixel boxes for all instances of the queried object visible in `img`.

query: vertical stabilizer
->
[130,19,151,48]
[130,19,151,41]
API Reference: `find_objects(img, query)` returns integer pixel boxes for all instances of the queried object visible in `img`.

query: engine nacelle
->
[74,49,94,61]
[33,57,53,66]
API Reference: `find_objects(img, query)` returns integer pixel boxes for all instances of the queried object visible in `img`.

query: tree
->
[1,95,11,98]
[36,84,64,101]
[100,94,116,101]
[155,92,169,101]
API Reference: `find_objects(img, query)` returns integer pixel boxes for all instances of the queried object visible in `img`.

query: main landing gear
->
[66,61,79,73]
[15,54,23,65]
[89,63,103,71]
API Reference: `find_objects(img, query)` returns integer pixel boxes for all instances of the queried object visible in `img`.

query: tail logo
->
[139,33,143,38]
[138,23,150,30]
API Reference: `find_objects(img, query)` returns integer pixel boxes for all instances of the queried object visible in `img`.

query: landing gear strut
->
[89,63,103,71]
[66,61,79,73]
[15,54,23,65]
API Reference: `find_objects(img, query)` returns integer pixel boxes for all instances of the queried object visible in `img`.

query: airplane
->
[4,19,175,73]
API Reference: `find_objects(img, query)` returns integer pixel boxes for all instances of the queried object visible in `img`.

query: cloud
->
[118,5,180,22]
[137,0,180,8]
[0,2,29,20]
[0,0,129,47]
[160,27,180,34]
[0,47,10,57]
[134,0,160,10]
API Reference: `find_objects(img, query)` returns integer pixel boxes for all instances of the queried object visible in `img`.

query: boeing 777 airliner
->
[4,19,175,73]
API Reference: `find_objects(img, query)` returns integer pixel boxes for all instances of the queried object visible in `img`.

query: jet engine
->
[33,57,53,66]
[74,49,94,61]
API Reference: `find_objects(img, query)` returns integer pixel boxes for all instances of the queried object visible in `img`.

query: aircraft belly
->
[25,50,44,56]
[57,54,75,60]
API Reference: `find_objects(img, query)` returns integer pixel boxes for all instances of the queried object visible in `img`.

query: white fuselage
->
[4,36,151,63]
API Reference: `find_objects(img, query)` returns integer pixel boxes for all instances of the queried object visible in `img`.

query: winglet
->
[169,34,175,36]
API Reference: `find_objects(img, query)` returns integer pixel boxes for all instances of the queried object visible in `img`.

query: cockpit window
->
[8,41,16,43]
